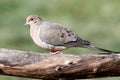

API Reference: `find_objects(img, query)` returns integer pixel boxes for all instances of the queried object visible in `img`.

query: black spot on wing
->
[68,34,71,36]
[66,29,75,37]
[61,33,64,38]
[66,30,72,33]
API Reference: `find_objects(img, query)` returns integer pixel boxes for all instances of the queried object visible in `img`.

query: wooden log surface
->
[0,48,120,80]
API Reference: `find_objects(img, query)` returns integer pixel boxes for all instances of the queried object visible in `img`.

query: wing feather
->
[39,22,90,47]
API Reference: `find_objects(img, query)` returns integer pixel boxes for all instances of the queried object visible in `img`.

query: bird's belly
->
[34,37,67,51]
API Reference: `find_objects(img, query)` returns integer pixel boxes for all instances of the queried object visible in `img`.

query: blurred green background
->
[0,0,120,80]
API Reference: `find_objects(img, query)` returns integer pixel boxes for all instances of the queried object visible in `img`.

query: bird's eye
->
[30,18,33,21]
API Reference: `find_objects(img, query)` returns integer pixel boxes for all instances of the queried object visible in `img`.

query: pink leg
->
[49,51,61,54]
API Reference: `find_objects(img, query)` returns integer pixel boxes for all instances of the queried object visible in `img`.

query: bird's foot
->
[49,51,62,55]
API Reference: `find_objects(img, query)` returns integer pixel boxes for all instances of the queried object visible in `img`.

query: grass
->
[0,0,120,80]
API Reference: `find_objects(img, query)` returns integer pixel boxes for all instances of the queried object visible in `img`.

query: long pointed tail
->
[84,45,119,54]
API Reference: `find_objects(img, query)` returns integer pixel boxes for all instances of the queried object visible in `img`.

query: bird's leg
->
[49,50,61,54]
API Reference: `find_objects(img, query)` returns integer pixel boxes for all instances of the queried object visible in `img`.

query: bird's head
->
[24,15,42,26]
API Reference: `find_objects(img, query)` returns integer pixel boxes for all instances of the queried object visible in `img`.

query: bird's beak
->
[24,23,28,27]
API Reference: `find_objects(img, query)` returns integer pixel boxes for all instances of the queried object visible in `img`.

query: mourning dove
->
[24,15,118,54]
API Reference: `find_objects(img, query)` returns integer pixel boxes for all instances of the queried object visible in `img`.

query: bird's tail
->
[83,45,119,54]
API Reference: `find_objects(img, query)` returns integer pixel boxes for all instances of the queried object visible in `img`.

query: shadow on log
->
[0,48,120,80]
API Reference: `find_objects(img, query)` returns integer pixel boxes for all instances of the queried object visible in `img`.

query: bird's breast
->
[30,26,45,48]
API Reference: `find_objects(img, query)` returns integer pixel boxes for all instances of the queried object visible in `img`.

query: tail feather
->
[83,45,119,53]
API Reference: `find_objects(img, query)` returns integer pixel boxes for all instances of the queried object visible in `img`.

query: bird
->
[24,15,118,54]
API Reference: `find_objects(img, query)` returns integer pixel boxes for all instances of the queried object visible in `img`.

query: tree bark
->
[0,48,120,80]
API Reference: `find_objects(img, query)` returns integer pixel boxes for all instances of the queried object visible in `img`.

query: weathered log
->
[0,48,120,80]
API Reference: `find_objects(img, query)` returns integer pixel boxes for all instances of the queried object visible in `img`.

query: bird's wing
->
[39,22,90,47]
